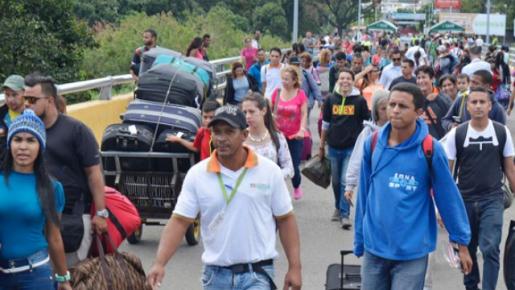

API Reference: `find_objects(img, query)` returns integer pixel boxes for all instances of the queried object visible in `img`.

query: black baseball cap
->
[208,105,248,129]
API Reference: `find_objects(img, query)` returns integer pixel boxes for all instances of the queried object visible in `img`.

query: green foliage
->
[80,7,288,78]
[0,0,94,83]
[74,0,120,25]
[253,3,289,39]
[313,0,363,36]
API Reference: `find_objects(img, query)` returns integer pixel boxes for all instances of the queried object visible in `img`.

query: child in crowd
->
[166,100,220,160]
[456,73,470,94]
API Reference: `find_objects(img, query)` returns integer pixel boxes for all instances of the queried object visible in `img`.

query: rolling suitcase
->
[325,250,361,290]
[152,128,198,173]
[140,47,181,75]
[135,64,204,108]
[100,123,155,180]
[153,128,197,153]
[123,99,201,135]
[505,220,515,290]
[101,123,154,152]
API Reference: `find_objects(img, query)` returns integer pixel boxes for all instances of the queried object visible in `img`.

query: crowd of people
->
[161,30,514,290]
[1,27,514,290]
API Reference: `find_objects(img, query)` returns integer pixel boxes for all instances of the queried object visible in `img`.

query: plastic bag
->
[301,155,331,188]
[502,181,513,209]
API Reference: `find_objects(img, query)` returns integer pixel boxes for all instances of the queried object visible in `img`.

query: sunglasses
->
[392,58,401,61]
[25,96,47,104]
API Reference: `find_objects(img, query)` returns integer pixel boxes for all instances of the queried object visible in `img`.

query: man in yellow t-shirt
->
[0,74,25,159]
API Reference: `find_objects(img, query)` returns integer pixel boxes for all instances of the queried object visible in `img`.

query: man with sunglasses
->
[23,73,108,267]
[379,48,403,89]
[0,75,25,161]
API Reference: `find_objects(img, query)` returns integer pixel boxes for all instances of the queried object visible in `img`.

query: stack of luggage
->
[101,47,215,180]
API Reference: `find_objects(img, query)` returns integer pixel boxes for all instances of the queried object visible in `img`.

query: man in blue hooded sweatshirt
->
[354,83,472,290]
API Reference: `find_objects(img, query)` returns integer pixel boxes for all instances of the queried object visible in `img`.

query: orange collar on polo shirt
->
[207,146,259,173]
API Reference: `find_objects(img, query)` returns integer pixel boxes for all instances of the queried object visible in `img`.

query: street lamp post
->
[486,0,491,44]
[293,0,299,43]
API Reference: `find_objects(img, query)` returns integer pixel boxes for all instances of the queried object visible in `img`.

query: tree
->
[253,3,289,39]
[312,0,376,37]
[74,0,120,25]
[0,0,94,82]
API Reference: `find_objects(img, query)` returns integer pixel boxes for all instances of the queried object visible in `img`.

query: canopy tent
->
[428,21,464,34]
[366,20,397,32]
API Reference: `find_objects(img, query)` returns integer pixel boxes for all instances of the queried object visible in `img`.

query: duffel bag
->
[90,186,141,256]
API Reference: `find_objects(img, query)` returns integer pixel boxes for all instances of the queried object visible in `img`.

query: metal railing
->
[59,54,243,101]
[0,52,245,102]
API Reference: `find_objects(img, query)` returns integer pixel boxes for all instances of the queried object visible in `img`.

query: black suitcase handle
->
[340,250,354,290]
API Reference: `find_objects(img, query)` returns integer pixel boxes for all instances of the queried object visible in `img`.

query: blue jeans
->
[0,250,54,290]
[286,139,303,189]
[328,146,353,218]
[463,196,504,290]
[361,251,428,290]
[201,264,275,290]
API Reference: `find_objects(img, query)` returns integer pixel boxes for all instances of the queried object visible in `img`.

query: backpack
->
[454,121,512,209]
[370,130,434,176]
[454,121,506,172]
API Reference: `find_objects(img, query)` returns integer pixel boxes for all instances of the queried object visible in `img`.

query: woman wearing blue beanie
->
[0,109,71,290]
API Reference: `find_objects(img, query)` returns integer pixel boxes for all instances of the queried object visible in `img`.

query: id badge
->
[208,210,225,232]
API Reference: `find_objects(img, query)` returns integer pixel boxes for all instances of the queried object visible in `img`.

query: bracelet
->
[54,271,71,283]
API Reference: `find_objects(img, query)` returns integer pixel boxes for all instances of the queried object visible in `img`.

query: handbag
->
[71,234,151,290]
[60,197,85,253]
[301,154,331,188]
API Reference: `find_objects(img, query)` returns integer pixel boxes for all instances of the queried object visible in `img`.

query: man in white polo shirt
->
[147,106,302,290]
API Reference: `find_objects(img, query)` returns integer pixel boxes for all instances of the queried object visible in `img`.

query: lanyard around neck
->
[216,168,248,206]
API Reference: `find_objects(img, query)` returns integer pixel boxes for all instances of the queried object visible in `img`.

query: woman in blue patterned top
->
[0,109,71,290]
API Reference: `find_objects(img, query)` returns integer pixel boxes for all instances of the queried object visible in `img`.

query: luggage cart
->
[100,151,200,245]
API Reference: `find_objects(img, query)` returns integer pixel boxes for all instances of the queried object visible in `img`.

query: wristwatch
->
[96,209,109,219]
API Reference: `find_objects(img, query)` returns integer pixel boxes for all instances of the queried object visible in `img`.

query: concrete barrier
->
[67,93,133,143]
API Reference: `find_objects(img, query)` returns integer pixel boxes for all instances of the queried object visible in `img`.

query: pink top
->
[241,47,258,70]
[271,88,307,138]
[195,50,204,60]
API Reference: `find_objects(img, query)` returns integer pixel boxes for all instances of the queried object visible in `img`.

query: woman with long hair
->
[186,36,204,59]
[242,92,294,178]
[271,66,308,200]
[354,63,383,110]
[224,62,259,106]
[0,110,70,290]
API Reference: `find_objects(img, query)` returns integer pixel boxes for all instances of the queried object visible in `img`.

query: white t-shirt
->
[379,63,402,89]
[461,58,492,77]
[444,120,514,160]
[173,150,293,266]
[405,45,427,62]
[261,64,285,99]
[251,39,259,49]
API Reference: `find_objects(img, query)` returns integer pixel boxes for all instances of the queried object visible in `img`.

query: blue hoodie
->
[354,118,470,260]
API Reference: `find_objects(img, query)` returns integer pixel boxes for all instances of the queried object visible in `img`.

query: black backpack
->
[454,121,507,173]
